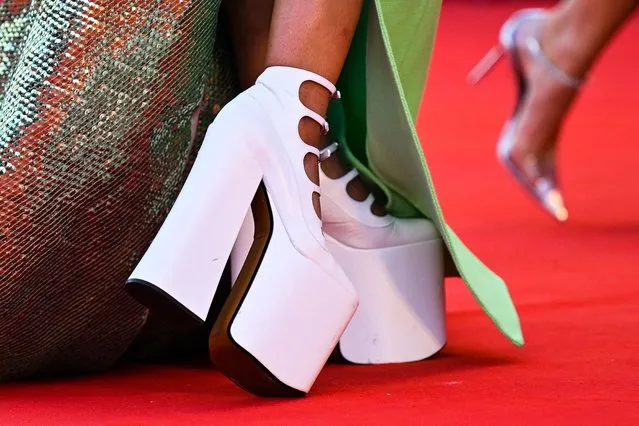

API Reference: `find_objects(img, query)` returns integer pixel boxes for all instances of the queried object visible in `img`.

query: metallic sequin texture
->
[0,0,236,378]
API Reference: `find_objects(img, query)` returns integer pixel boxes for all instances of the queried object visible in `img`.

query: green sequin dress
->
[0,0,522,380]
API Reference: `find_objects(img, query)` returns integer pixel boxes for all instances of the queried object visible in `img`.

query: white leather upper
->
[249,67,337,256]
[319,168,439,249]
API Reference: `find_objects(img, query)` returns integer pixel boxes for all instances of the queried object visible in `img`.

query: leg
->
[513,0,637,162]
[202,0,365,397]
[267,0,366,216]
[262,0,445,365]
[226,0,364,152]
[499,0,637,220]
[224,0,383,215]
[543,0,639,77]
[227,0,364,90]
[223,0,273,90]
[224,1,447,371]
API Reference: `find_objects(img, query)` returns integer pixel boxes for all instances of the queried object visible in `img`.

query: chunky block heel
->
[126,108,263,328]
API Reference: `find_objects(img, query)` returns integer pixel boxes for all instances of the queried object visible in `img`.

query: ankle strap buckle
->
[319,141,339,162]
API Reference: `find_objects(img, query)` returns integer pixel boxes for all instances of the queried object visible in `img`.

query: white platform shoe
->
[125,67,359,396]
[232,145,446,365]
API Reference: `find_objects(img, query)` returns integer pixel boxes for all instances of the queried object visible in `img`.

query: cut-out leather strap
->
[258,66,334,135]
[258,66,337,96]
[252,66,337,249]
[330,169,378,212]
[320,168,392,227]
[300,142,321,191]
[334,168,359,184]
[302,107,330,135]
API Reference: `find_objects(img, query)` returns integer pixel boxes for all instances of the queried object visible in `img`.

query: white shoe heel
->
[126,103,263,325]
[127,66,358,396]
[231,162,446,365]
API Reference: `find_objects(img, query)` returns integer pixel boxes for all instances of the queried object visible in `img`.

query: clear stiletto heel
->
[232,142,446,365]
[467,8,583,222]
[467,9,546,85]
[126,66,358,396]
[467,45,505,86]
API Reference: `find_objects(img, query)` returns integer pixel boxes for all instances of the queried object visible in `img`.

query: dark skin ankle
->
[225,0,386,218]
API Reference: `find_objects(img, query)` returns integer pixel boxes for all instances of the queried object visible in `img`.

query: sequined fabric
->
[0,0,236,379]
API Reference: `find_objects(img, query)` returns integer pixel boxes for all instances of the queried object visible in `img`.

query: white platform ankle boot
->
[125,66,358,396]
[232,143,446,366]
[319,159,446,364]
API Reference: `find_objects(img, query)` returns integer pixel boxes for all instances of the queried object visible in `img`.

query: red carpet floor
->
[2,2,638,425]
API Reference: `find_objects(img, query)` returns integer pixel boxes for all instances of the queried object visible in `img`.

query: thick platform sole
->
[232,213,446,365]
[327,235,446,364]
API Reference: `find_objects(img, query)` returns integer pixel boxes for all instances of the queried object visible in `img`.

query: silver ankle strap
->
[525,37,584,89]
[319,141,339,162]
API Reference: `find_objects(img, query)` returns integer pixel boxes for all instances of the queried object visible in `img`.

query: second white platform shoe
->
[232,145,446,365]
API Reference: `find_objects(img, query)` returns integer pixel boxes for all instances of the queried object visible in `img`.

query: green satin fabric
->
[331,0,524,346]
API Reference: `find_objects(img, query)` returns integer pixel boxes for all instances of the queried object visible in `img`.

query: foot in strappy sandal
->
[468,9,586,222]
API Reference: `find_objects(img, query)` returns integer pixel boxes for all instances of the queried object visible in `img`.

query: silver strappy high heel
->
[468,8,584,222]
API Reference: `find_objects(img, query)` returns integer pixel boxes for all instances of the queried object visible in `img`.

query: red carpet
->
[2,2,637,424]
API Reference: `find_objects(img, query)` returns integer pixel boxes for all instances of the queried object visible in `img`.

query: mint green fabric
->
[331,0,524,346]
